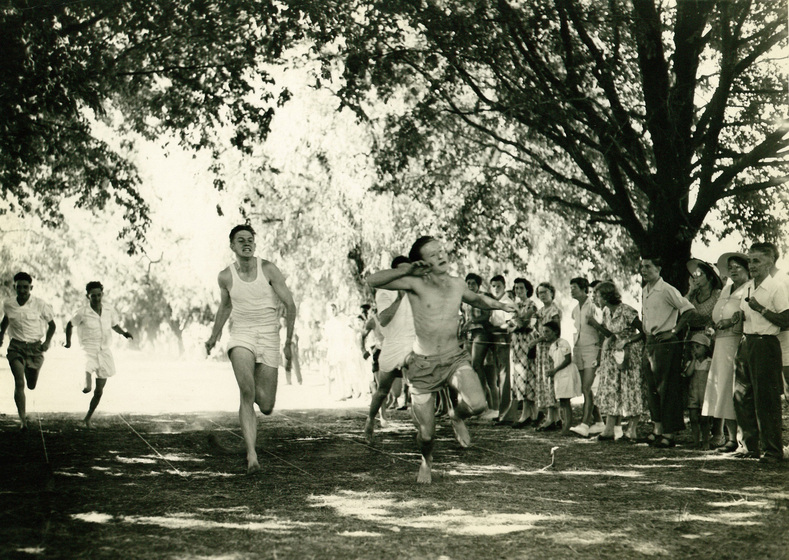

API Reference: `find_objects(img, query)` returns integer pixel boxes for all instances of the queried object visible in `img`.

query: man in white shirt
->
[65,281,133,428]
[734,243,789,464]
[640,257,696,447]
[762,242,789,400]
[488,275,518,424]
[0,272,56,430]
[568,277,605,437]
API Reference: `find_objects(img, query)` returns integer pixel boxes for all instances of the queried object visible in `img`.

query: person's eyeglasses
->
[692,270,703,278]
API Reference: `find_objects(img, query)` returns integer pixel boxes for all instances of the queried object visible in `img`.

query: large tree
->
[320,0,789,286]
[0,0,309,251]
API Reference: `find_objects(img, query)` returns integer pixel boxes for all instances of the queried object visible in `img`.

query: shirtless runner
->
[367,237,516,483]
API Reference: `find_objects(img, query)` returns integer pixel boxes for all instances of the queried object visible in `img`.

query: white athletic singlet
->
[228,258,279,333]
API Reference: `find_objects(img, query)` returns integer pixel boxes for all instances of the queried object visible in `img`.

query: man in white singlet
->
[367,237,516,483]
[205,224,297,474]
[364,255,416,443]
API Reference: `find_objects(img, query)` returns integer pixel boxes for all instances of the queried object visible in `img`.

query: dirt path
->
[1,408,787,559]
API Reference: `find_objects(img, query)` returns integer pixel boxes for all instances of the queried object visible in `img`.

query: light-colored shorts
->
[85,348,116,378]
[778,330,789,367]
[403,346,473,395]
[228,328,280,368]
[573,344,600,370]
[378,341,412,374]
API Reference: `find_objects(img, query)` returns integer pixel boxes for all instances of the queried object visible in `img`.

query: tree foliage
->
[0,0,311,251]
[318,0,789,286]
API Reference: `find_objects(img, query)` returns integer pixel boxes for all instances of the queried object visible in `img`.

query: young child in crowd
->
[543,321,582,436]
[683,333,713,449]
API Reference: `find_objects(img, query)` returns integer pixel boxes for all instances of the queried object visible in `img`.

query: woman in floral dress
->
[508,278,538,428]
[531,282,562,431]
[590,281,646,441]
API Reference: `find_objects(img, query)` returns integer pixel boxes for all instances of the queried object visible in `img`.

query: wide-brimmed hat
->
[686,259,723,290]
[689,332,711,347]
[716,252,749,280]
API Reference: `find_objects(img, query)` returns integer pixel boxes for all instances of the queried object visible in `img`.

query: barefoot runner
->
[65,281,133,428]
[367,237,516,483]
[0,272,56,430]
[205,224,297,474]
[364,255,416,443]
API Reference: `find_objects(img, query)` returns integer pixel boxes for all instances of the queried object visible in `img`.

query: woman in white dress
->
[702,253,749,453]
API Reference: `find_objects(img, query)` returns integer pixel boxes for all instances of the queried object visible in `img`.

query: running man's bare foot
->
[246,453,261,475]
[84,416,93,429]
[19,419,28,431]
[363,417,375,443]
[451,415,471,448]
[416,457,433,484]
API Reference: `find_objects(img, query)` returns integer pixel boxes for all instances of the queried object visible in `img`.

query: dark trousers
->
[734,335,784,459]
[643,334,685,433]
[490,333,513,419]
[470,331,495,407]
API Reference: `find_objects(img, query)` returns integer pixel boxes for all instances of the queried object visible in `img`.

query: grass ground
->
[1,401,787,560]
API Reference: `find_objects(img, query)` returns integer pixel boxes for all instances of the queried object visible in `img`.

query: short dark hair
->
[13,272,32,283]
[490,274,505,285]
[751,242,777,262]
[543,320,561,336]
[761,242,780,261]
[595,281,622,306]
[513,278,534,298]
[86,281,104,293]
[229,224,255,243]
[409,236,436,262]
[536,282,556,298]
[570,277,589,292]
[391,255,410,268]
[590,279,601,289]
[465,273,482,285]
[642,256,662,268]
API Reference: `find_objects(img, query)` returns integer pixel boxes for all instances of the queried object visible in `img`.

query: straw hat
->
[716,252,749,280]
[686,258,723,290]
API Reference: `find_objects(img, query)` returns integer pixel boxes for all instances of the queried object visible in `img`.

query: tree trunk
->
[641,234,693,295]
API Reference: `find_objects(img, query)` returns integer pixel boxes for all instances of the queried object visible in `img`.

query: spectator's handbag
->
[731,312,743,335]
[730,311,743,335]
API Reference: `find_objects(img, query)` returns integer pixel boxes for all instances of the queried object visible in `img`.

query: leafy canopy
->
[315,0,789,284]
[0,0,311,251]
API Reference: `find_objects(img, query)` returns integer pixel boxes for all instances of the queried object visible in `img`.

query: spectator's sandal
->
[653,436,676,449]
[639,433,659,445]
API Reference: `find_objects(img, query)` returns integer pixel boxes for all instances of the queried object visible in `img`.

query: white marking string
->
[37,415,50,467]
[206,418,314,478]
[278,412,422,467]
[117,414,189,480]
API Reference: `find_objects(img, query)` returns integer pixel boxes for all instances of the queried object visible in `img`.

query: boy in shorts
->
[0,272,56,429]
